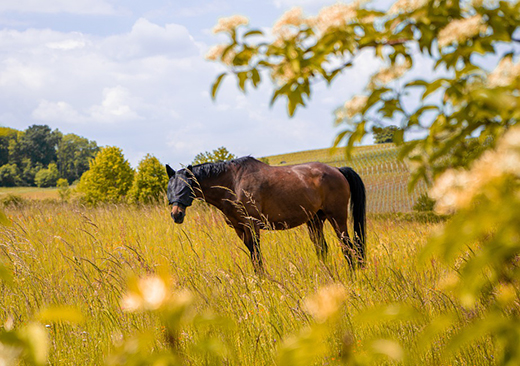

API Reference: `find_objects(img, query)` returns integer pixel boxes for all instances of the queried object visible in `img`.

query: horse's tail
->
[338,167,367,260]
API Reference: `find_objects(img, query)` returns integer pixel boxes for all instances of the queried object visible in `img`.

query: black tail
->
[338,167,367,262]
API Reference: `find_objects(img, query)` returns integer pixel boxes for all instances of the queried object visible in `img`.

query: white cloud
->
[101,18,198,60]
[32,87,142,124]
[0,11,379,167]
[272,0,338,10]
[0,0,117,15]
[90,86,142,122]
[32,100,83,122]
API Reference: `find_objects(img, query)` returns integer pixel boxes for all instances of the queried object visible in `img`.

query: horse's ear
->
[166,164,175,179]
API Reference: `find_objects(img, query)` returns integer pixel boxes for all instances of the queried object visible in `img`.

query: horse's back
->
[235,161,350,228]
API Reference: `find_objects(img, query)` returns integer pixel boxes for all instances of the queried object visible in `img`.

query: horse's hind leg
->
[327,216,360,269]
[307,212,328,261]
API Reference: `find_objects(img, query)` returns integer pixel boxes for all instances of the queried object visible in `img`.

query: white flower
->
[430,125,520,214]
[388,0,427,15]
[342,95,368,118]
[205,44,226,61]
[438,15,487,48]
[205,44,236,65]
[369,60,411,88]
[273,7,304,35]
[121,275,168,312]
[313,1,360,33]
[487,57,520,88]
[303,284,347,322]
[212,15,249,34]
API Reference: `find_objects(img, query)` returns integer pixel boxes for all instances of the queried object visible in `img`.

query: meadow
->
[0,145,495,365]
[1,200,494,365]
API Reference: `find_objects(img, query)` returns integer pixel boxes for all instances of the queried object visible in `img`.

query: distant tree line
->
[0,125,239,205]
[0,125,99,187]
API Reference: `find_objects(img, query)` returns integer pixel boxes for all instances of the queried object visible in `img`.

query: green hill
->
[264,143,427,213]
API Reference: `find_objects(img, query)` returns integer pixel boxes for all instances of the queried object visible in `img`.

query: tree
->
[19,158,42,186]
[77,146,134,204]
[373,125,399,144]
[19,125,62,167]
[57,133,99,184]
[0,127,18,166]
[0,164,21,187]
[192,146,237,165]
[208,1,520,363]
[128,154,168,204]
[34,163,59,188]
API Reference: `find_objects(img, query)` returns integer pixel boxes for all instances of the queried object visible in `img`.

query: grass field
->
[0,144,496,365]
[0,201,495,365]
[0,187,59,200]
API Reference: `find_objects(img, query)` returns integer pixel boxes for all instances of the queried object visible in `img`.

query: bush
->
[34,163,59,187]
[413,193,436,212]
[128,154,168,204]
[1,194,26,207]
[192,147,236,165]
[57,178,70,201]
[77,146,134,204]
[0,164,21,187]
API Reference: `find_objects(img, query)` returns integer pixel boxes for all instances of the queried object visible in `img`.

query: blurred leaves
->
[207,0,520,185]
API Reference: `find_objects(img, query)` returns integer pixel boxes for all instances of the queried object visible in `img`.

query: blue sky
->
[1,0,394,167]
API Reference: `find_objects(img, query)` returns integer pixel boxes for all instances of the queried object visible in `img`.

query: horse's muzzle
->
[171,211,184,224]
[171,204,186,224]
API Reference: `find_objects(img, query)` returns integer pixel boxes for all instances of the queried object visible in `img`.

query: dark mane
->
[192,156,261,181]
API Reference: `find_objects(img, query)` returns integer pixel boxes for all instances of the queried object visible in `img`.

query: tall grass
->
[1,202,494,365]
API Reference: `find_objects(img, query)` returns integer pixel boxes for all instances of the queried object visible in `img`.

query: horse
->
[165,156,366,273]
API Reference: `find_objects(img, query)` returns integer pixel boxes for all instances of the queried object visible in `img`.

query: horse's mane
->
[192,156,261,181]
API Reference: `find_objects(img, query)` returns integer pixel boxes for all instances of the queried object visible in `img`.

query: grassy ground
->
[0,202,494,365]
[0,187,59,200]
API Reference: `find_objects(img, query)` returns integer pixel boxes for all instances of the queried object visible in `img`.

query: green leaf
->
[423,79,448,99]
[243,30,264,38]
[251,68,261,87]
[211,73,227,100]
[237,71,248,92]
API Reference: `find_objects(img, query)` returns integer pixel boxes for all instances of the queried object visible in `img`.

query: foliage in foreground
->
[208,0,519,183]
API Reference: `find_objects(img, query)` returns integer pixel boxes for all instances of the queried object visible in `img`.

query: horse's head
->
[166,164,195,224]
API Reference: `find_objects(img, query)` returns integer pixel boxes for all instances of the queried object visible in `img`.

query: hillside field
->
[265,143,427,213]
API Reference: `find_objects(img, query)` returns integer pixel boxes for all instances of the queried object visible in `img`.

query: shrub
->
[77,146,134,204]
[57,178,70,201]
[413,193,436,212]
[192,147,236,165]
[128,154,168,204]
[0,164,21,187]
[34,163,59,187]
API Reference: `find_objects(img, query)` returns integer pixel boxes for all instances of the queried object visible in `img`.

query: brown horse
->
[166,157,366,273]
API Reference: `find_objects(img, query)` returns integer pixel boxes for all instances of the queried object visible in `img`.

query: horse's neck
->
[195,170,236,208]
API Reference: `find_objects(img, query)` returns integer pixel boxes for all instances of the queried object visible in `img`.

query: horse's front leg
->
[234,223,263,274]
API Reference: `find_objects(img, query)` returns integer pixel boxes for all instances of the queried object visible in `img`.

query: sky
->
[1,0,396,168]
